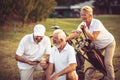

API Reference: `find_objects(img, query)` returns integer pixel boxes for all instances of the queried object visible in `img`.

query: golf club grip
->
[81,28,87,39]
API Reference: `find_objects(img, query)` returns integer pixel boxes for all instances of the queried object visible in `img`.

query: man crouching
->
[45,29,78,80]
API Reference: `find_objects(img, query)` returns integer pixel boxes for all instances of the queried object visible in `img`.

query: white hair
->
[53,29,66,40]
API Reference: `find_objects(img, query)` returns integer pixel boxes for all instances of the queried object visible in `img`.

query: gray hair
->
[53,29,66,40]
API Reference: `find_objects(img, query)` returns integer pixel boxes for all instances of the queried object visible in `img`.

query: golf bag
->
[75,39,107,79]
[67,28,107,80]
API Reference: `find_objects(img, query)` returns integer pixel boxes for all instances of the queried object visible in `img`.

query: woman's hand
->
[80,25,86,31]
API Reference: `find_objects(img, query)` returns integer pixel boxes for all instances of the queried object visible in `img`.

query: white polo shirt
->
[49,43,77,80]
[77,18,114,49]
[16,34,51,69]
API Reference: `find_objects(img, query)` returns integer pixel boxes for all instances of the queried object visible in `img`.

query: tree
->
[28,0,56,22]
[0,0,56,26]
[55,0,89,6]
[93,0,115,14]
[13,0,56,27]
[0,0,13,25]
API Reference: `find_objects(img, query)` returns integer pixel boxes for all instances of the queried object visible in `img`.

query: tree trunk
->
[21,20,25,27]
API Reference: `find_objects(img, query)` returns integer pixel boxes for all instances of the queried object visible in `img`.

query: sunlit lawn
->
[0,15,120,80]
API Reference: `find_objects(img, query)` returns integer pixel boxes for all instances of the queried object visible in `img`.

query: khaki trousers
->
[20,64,43,80]
[85,40,116,80]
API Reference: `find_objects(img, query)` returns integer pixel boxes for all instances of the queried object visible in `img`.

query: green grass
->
[0,15,120,80]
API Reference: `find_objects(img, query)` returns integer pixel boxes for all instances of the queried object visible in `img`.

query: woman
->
[67,6,116,80]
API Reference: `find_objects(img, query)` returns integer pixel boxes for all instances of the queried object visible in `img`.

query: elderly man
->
[67,6,116,80]
[15,24,51,80]
[45,29,78,80]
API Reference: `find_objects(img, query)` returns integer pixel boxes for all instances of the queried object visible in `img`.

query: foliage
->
[93,0,112,8]
[28,0,56,22]
[55,0,89,6]
[0,0,57,26]
[93,0,119,14]
[0,0,13,25]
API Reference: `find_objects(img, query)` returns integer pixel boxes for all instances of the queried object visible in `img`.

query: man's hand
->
[40,58,48,70]
[50,73,59,80]
[27,60,38,65]
[66,30,80,40]
[40,60,47,67]
[15,55,38,65]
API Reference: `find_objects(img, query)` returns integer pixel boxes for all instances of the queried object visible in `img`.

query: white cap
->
[33,24,46,36]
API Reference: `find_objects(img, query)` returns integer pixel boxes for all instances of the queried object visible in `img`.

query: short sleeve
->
[93,20,103,31]
[45,37,51,55]
[16,37,25,56]
[49,48,54,63]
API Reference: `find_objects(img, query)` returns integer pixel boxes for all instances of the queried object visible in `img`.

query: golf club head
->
[51,25,60,30]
